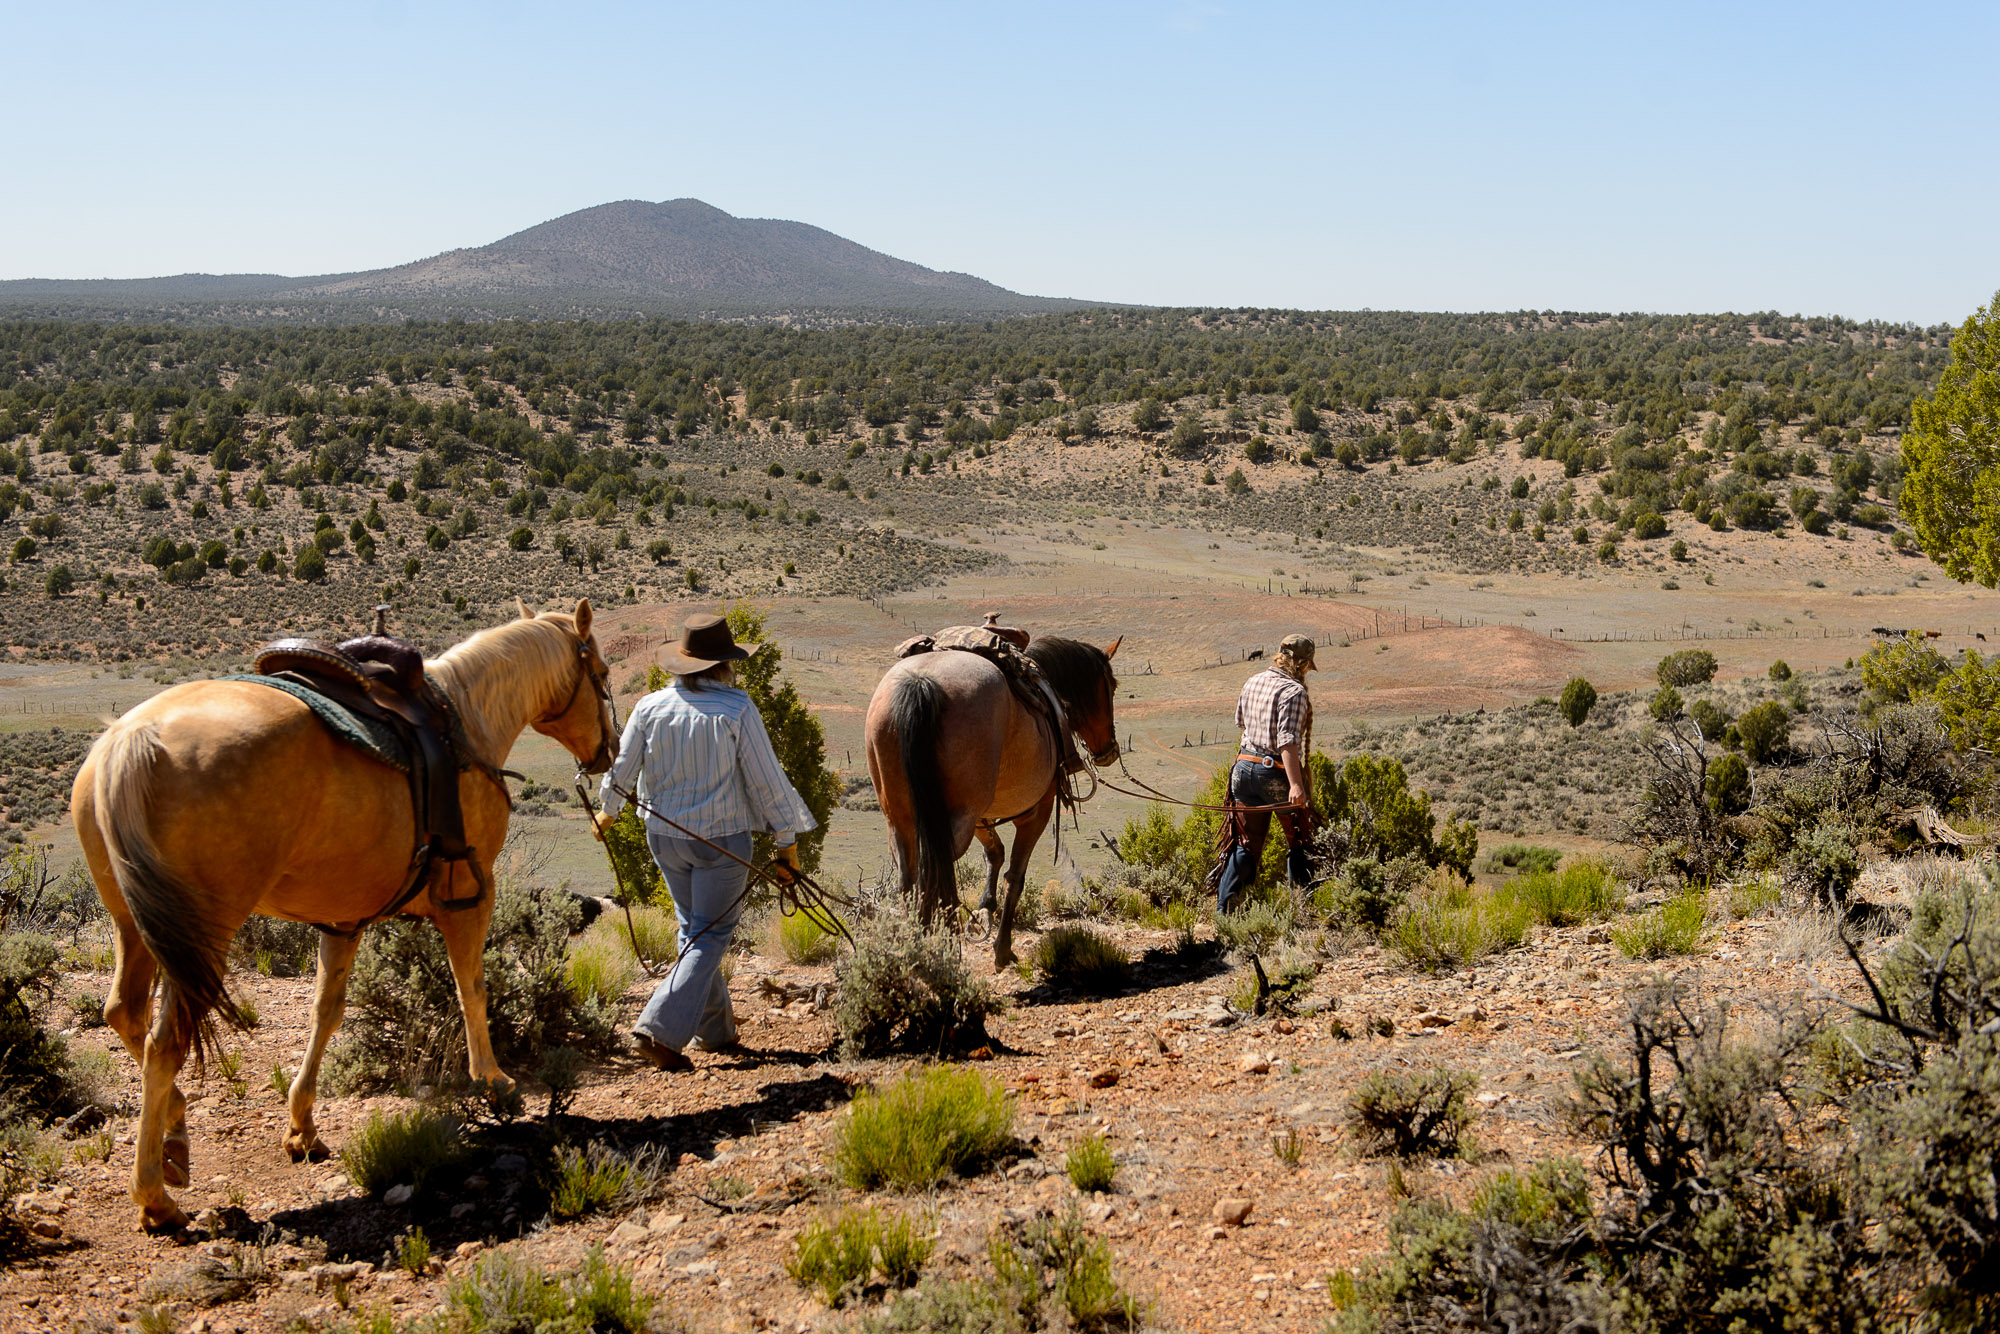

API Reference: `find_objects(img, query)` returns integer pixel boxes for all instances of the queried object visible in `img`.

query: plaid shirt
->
[1235,667,1311,754]
[598,680,816,846]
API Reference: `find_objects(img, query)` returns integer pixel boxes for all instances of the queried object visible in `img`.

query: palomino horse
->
[865,635,1120,968]
[70,601,616,1232]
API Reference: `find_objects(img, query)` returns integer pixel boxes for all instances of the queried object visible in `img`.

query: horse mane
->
[428,613,579,764]
[1025,636,1110,716]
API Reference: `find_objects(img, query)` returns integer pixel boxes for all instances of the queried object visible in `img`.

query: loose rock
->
[1211,1197,1254,1227]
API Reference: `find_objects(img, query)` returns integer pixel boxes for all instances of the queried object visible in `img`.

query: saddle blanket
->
[217,673,409,773]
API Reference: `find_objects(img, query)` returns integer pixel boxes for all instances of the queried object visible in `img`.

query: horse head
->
[530,598,618,775]
[1028,635,1122,766]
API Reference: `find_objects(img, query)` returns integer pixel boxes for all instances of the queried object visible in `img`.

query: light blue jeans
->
[632,830,750,1052]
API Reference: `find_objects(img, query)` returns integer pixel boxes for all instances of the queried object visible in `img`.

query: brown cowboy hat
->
[657,613,758,675]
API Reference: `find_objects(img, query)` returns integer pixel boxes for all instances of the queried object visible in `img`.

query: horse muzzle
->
[582,737,617,776]
[1091,740,1121,766]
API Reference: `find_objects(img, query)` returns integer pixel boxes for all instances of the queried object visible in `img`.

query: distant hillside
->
[0,199,1086,325]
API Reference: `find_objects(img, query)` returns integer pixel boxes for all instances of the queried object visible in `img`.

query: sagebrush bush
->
[328,882,620,1093]
[835,1065,1015,1191]
[440,1246,654,1334]
[0,932,84,1120]
[546,1141,667,1219]
[1484,842,1561,875]
[1315,855,1426,929]
[340,1107,467,1197]
[834,911,1004,1058]
[1347,1065,1478,1157]
[1512,860,1622,926]
[1031,926,1129,994]
[229,914,321,978]
[1613,889,1708,958]
[1001,1205,1143,1331]
[1214,892,1295,955]
[1387,879,1530,973]
[1065,1134,1117,1193]
[788,1207,933,1306]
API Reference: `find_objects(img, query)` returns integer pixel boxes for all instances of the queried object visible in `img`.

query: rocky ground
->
[0,859,1906,1334]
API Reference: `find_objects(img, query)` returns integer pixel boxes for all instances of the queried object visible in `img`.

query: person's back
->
[625,678,771,840]
[1215,634,1318,911]
[594,614,814,1072]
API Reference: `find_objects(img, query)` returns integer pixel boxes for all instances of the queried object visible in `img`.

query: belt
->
[1235,752,1279,768]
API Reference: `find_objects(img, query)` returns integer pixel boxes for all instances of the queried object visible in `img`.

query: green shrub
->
[328,883,620,1093]
[0,931,84,1120]
[1736,700,1792,764]
[1657,649,1719,687]
[440,1247,653,1334]
[1031,926,1129,994]
[565,923,634,1006]
[1613,889,1708,958]
[788,1207,933,1306]
[1705,752,1752,814]
[395,1227,432,1277]
[1559,676,1597,727]
[598,807,665,906]
[340,1107,467,1197]
[1649,683,1683,721]
[1484,843,1562,875]
[1512,860,1622,926]
[607,903,678,967]
[862,1279,1014,1334]
[1214,892,1296,954]
[1387,880,1531,973]
[834,911,1004,1058]
[546,1141,667,1219]
[835,1065,1016,1191]
[230,914,321,978]
[1347,1065,1478,1157]
[1065,1134,1118,1193]
[1316,855,1426,928]
[1001,1206,1143,1332]
[1770,659,1793,681]
[1689,697,1732,741]
[773,908,840,965]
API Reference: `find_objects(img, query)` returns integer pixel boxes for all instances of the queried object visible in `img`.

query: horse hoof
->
[141,1202,190,1234]
[284,1134,327,1164]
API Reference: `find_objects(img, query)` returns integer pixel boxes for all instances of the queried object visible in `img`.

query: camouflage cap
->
[1278,633,1317,669]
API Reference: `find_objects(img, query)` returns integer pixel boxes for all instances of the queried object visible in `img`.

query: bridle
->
[541,624,617,774]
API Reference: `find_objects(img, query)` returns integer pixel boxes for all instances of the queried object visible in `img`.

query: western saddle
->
[253,613,485,932]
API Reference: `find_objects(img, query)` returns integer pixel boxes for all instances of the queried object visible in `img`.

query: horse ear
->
[573,598,594,641]
[516,597,531,620]
[1103,636,1122,660]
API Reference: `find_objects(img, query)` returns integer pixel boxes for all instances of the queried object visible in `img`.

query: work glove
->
[591,810,616,842]
[769,843,803,886]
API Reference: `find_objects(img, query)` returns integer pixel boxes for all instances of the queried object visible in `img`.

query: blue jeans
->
[632,830,751,1052]
[1215,759,1314,911]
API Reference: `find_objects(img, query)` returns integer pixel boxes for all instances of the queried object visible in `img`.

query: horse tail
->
[92,721,237,1059]
[890,673,955,921]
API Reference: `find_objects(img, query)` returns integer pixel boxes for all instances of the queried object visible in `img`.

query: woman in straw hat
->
[595,613,816,1071]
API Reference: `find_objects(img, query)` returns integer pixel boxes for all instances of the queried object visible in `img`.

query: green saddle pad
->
[218,674,409,773]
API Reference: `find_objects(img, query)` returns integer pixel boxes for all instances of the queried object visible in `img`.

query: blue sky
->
[6,1,1994,322]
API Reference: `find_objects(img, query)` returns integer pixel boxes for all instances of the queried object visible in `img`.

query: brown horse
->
[70,601,615,1232]
[865,635,1120,968]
